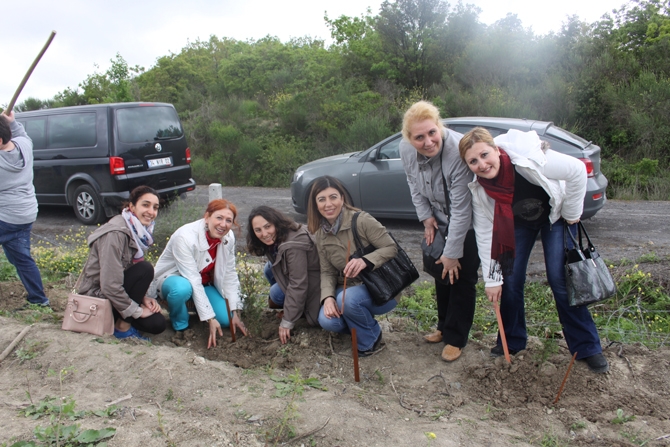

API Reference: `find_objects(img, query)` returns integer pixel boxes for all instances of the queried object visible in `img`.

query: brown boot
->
[268,297,282,309]
[441,344,462,362]
[423,329,442,343]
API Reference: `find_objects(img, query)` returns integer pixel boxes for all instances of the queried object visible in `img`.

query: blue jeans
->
[318,284,397,351]
[0,220,48,305]
[498,219,602,359]
[264,261,285,307]
[161,276,230,331]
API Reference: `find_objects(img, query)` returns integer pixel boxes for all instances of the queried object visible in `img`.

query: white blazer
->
[147,219,241,321]
[469,130,587,287]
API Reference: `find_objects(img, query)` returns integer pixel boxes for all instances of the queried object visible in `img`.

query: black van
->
[16,102,196,224]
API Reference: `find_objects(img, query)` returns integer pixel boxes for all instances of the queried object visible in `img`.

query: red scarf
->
[477,147,515,279]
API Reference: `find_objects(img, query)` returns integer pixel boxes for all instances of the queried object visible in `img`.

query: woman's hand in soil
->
[485,286,502,303]
[231,312,248,337]
[322,297,341,319]
[142,296,161,313]
[343,258,366,278]
[279,326,291,344]
[207,318,223,349]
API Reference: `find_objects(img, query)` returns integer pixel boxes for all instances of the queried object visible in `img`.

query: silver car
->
[291,117,608,220]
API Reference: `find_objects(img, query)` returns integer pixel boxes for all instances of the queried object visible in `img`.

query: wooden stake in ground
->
[0,325,32,364]
[351,328,360,382]
[224,297,236,342]
[494,301,511,363]
[340,240,351,314]
[4,31,56,114]
[554,352,578,404]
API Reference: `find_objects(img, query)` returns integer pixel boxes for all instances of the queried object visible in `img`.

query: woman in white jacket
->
[459,127,608,373]
[147,199,247,348]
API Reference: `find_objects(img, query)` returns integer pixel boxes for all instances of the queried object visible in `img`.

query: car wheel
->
[73,184,105,225]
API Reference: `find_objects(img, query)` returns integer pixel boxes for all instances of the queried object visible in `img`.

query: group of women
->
[77,100,608,374]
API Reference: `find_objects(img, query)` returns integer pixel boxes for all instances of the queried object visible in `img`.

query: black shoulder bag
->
[351,212,420,305]
[564,222,617,306]
[420,171,451,285]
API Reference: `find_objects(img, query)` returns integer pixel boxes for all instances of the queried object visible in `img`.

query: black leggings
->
[115,261,167,334]
[435,229,480,347]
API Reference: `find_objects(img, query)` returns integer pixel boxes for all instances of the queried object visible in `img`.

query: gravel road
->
[32,186,670,280]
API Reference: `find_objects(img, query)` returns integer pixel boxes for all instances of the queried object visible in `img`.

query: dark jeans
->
[117,261,166,334]
[0,219,48,305]
[436,229,479,347]
[498,219,602,359]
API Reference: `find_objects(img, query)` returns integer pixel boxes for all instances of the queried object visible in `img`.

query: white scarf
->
[121,208,154,261]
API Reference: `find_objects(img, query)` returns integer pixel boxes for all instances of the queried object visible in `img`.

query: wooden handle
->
[4,31,56,114]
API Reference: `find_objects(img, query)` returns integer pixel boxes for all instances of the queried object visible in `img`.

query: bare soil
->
[1,192,669,446]
[1,263,670,447]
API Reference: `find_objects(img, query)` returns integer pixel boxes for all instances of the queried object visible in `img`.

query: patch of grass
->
[536,432,567,447]
[395,281,438,331]
[33,228,90,281]
[570,421,587,431]
[620,427,650,446]
[0,252,18,281]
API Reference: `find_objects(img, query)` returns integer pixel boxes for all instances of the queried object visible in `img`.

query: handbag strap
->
[350,212,364,252]
[564,223,587,261]
[577,221,596,252]
[72,271,85,294]
[440,147,451,216]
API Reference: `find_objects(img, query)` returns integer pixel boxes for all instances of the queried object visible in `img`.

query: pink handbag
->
[62,274,114,336]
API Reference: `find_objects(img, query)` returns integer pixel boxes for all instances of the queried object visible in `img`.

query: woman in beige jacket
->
[308,176,398,356]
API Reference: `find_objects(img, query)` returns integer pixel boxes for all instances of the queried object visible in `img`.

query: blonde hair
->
[402,100,444,141]
[458,127,496,161]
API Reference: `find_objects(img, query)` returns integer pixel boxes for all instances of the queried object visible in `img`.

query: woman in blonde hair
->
[399,100,480,362]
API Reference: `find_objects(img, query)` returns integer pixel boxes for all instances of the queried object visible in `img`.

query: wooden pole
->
[4,31,56,114]
[494,301,511,364]
[224,297,236,342]
[554,352,578,404]
[0,325,32,364]
[351,328,360,382]
[340,240,351,314]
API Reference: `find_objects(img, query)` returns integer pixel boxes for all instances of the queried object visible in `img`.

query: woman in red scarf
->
[459,127,608,374]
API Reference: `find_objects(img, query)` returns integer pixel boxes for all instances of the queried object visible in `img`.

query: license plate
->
[147,157,172,168]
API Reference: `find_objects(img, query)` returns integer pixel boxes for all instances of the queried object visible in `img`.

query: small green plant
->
[0,252,18,281]
[611,408,636,424]
[237,252,268,337]
[534,337,559,364]
[570,421,587,431]
[13,368,116,447]
[620,427,650,446]
[165,388,174,401]
[15,340,49,363]
[267,370,327,445]
[395,281,438,331]
[537,431,566,447]
[374,369,385,385]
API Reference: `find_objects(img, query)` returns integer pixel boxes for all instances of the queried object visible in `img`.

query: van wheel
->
[73,184,104,225]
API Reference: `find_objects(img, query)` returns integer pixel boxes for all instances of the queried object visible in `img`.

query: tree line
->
[11,0,670,197]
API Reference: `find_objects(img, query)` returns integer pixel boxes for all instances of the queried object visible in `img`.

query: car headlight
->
[293,170,304,183]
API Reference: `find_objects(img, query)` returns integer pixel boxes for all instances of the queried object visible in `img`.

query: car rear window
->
[545,126,589,148]
[116,106,183,143]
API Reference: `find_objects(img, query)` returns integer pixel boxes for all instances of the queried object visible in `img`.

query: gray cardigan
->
[400,127,473,260]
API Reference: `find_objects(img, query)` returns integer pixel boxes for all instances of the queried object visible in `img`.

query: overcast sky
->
[2,0,626,106]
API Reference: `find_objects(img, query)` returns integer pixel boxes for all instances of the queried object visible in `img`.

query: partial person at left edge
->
[0,111,50,308]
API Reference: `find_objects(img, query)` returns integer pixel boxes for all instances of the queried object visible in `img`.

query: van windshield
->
[117,106,183,143]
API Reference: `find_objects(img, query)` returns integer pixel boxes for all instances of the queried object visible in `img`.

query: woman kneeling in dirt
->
[247,206,321,345]
[146,199,248,349]
[78,185,167,340]
[308,176,398,357]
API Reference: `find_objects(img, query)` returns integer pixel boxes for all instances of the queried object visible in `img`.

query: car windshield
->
[117,106,183,143]
[545,126,589,148]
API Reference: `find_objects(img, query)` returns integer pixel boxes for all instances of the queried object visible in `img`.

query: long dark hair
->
[307,176,357,234]
[122,185,159,209]
[246,206,301,256]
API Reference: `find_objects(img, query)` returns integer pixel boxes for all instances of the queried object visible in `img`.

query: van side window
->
[48,113,97,149]
[24,119,47,149]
